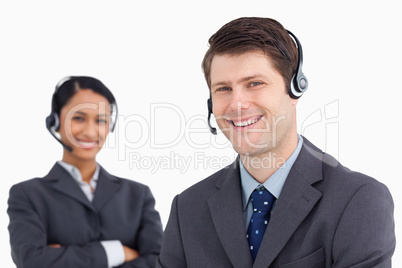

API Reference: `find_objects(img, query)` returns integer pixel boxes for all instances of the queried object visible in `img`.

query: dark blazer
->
[157,138,395,268]
[7,163,163,268]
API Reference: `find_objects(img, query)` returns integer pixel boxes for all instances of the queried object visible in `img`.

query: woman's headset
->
[45,76,118,151]
[207,30,308,135]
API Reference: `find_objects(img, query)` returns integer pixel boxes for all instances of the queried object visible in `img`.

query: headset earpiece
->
[207,97,217,135]
[46,81,62,133]
[109,103,118,132]
[287,30,308,99]
[45,114,54,130]
[46,112,60,131]
[207,98,213,115]
[290,73,308,99]
[45,111,72,152]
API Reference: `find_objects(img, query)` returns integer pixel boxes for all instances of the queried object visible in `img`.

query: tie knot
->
[250,189,275,212]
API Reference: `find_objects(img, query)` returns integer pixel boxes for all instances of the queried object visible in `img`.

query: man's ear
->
[290,96,299,107]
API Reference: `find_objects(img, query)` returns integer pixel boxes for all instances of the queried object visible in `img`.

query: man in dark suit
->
[156,17,395,267]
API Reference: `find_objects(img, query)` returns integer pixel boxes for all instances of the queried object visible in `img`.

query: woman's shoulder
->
[9,163,68,192]
[99,166,151,191]
[9,177,47,199]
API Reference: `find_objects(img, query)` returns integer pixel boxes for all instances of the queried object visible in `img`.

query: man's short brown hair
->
[202,17,299,92]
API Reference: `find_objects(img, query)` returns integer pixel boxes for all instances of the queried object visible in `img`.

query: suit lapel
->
[254,138,324,267]
[208,160,253,268]
[45,163,95,212]
[92,166,121,212]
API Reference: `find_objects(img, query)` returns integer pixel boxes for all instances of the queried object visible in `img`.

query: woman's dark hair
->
[201,17,298,92]
[52,76,116,116]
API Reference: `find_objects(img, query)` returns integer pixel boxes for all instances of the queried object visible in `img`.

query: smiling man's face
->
[210,51,298,159]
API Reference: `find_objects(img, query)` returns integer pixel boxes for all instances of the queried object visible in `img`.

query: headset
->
[45,76,118,151]
[207,30,308,135]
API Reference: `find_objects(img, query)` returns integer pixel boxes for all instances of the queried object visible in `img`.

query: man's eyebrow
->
[239,75,257,83]
[211,80,230,88]
[238,74,267,83]
[211,74,266,88]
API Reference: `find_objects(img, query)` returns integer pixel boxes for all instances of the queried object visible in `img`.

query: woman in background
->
[7,76,163,268]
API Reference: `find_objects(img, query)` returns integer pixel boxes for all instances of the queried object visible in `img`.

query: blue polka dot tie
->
[247,189,275,261]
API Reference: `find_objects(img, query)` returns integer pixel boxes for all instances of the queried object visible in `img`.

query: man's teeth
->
[233,118,259,127]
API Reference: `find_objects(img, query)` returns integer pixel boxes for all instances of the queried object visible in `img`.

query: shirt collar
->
[57,161,100,186]
[240,135,304,211]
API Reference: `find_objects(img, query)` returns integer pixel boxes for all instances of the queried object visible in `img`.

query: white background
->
[1,0,400,266]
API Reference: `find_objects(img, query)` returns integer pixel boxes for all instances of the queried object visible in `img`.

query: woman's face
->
[58,89,111,164]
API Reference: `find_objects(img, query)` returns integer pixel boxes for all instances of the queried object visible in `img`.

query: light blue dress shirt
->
[240,135,304,229]
[57,161,125,268]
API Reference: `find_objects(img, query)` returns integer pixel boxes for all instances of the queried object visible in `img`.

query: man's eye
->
[250,82,262,87]
[97,119,107,124]
[216,87,231,92]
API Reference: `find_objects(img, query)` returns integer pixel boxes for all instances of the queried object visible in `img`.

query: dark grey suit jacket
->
[7,163,163,268]
[157,138,395,268]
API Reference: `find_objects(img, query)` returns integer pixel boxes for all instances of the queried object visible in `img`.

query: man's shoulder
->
[305,143,390,198]
[321,152,382,187]
[179,161,238,199]
[181,168,225,194]
[300,137,383,187]
[297,139,393,226]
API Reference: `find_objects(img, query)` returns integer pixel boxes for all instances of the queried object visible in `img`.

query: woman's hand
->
[123,245,139,262]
